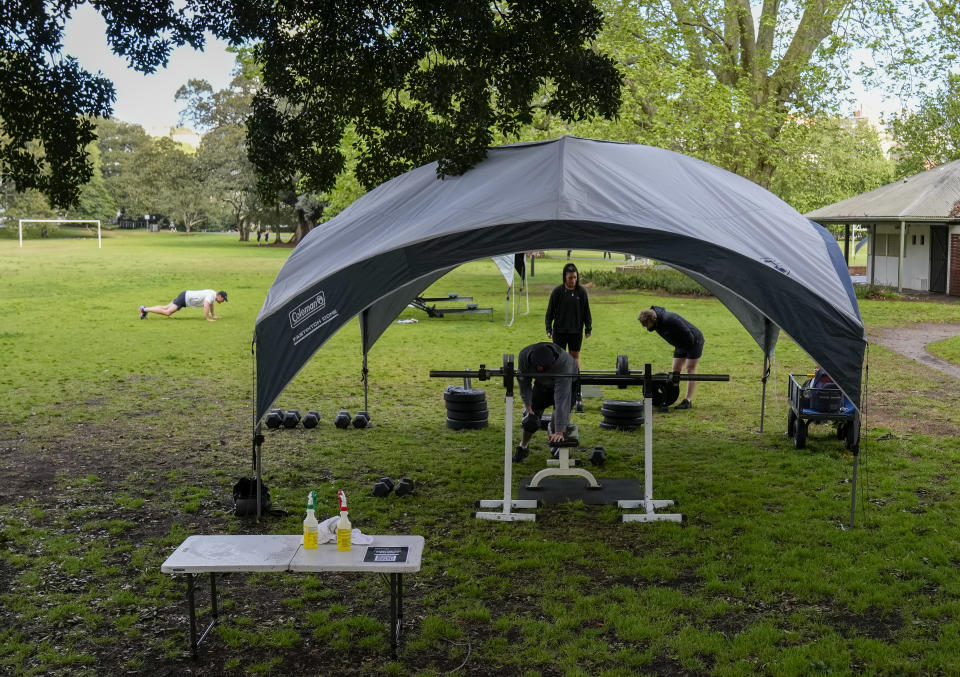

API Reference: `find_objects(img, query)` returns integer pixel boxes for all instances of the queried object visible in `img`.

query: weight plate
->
[616,354,629,389]
[599,421,642,431]
[649,377,681,408]
[446,407,489,422]
[446,418,489,430]
[602,399,644,413]
[601,414,645,426]
[444,387,486,403]
[444,399,489,413]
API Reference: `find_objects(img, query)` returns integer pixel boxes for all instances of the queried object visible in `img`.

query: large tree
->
[770,116,893,214]
[888,73,960,178]
[2,1,622,210]
[543,0,957,188]
[0,0,204,208]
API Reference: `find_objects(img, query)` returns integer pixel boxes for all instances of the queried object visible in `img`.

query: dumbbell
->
[353,411,370,428]
[265,409,284,429]
[334,410,351,429]
[282,409,301,428]
[302,410,320,429]
[589,446,607,466]
[372,477,395,497]
[521,412,540,434]
[395,477,414,497]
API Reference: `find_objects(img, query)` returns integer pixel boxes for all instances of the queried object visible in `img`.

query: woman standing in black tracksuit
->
[545,263,592,412]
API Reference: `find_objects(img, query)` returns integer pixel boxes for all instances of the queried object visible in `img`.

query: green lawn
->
[2,231,960,676]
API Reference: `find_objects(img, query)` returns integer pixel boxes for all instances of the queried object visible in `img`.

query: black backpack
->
[232,477,272,516]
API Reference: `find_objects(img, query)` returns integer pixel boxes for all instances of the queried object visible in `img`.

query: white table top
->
[161,534,425,575]
[290,535,424,573]
[161,535,302,573]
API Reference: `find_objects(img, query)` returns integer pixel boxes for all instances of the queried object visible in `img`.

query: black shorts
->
[552,332,583,352]
[674,336,704,360]
[172,291,188,309]
[531,383,555,414]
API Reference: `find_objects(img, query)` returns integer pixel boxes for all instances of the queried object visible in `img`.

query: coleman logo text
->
[289,292,326,328]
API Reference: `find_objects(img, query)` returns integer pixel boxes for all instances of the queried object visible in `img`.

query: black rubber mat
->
[516,476,643,505]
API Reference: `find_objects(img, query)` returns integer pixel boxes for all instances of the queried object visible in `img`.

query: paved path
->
[870,323,960,380]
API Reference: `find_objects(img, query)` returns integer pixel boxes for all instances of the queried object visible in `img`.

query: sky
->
[62,4,236,136]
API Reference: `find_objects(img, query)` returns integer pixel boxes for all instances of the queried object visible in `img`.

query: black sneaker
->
[675,399,692,410]
[138,305,147,320]
[575,398,584,413]
[512,445,529,463]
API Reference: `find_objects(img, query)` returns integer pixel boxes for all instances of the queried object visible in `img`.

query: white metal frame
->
[619,396,684,522]
[474,392,538,521]
[476,390,683,523]
[18,219,101,248]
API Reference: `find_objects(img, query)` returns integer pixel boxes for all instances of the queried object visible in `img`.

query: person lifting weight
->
[512,342,578,462]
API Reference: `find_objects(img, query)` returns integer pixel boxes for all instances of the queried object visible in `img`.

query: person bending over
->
[139,289,228,322]
[513,342,578,462]
[638,306,704,410]
[544,262,592,412]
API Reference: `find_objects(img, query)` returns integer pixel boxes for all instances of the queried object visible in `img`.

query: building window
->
[921,235,925,245]
[912,235,917,245]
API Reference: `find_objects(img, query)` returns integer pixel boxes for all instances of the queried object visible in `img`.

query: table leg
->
[389,573,399,657]
[187,574,198,658]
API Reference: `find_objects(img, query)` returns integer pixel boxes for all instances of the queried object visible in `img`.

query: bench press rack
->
[429,356,728,523]
[408,294,493,318]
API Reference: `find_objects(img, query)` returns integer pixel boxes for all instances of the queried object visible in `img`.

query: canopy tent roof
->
[254,136,865,420]
[806,158,960,224]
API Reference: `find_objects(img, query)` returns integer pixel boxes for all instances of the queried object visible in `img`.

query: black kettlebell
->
[334,410,351,429]
[589,446,607,467]
[353,411,370,429]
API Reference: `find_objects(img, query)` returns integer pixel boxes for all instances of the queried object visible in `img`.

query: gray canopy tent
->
[254,136,864,423]
[250,136,868,524]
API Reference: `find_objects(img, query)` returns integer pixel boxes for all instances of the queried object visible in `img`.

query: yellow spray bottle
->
[303,491,319,550]
[336,490,352,551]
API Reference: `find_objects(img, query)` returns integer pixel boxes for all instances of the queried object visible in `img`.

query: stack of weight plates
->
[444,386,489,429]
[600,399,644,430]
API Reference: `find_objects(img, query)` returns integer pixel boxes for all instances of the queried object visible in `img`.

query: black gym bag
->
[232,477,279,517]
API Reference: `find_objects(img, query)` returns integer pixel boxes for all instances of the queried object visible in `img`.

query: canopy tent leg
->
[362,350,369,413]
[759,354,770,433]
[850,450,859,528]
[254,426,264,522]
[522,269,530,316]
[504,282,515,327]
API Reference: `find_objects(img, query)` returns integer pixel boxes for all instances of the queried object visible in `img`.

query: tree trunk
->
[289,209,313,247]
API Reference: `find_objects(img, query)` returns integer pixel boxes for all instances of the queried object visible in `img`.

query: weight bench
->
[525,422,600,489]
[161,534,424,658]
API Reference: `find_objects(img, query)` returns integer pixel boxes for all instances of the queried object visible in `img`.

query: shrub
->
[854,284,900,300]
[580,267,711,296]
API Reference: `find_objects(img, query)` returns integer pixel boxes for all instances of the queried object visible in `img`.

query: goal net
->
[18,219,102,248]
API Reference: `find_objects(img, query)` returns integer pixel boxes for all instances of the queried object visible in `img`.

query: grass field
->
[2,232,960,676]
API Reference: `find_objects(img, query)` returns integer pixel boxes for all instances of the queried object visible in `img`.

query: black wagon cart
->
[787,371,859,451]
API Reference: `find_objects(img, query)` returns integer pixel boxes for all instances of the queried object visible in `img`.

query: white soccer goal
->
[18,219,102,248]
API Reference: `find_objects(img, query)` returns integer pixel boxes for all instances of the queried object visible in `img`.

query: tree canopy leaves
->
[0,0,205,207]
[2,0,621,208]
